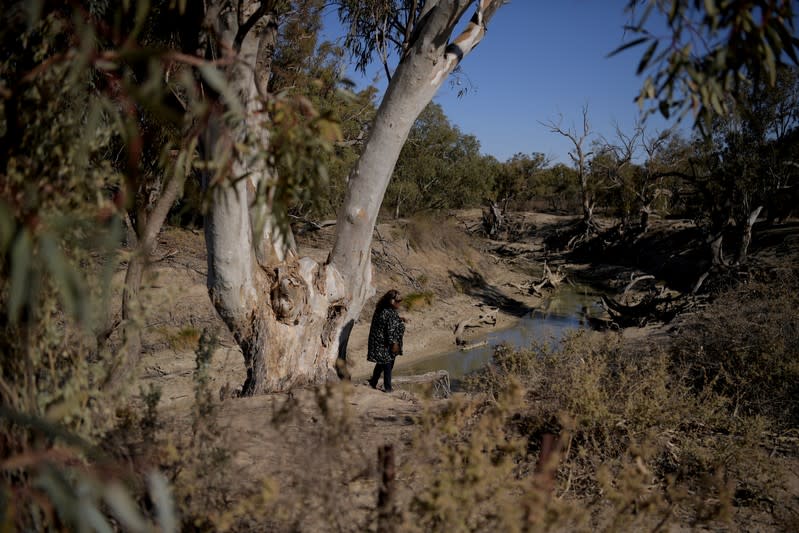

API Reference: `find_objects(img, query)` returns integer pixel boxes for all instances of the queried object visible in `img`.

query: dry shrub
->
[671,270,799,427]
[450,327,794,531]
[405,213,472,254]
[402,375,588,532]
[254,382,376,533]
[104,330,269,532]
[156,324,203,351]
[403,291,434,311]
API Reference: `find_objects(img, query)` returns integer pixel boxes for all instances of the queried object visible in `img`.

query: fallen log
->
[392,370,451,398]
[531,261,567,295]
[621,274,655,302]
[600,294,659,325]
[453,306,498,345]
[506,263,567,296]
[453,319,476,345]
[458,340,487,351]
[600,290,691,327]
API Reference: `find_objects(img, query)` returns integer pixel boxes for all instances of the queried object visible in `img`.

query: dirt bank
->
[133,209,686,405]
[134,210,554,401]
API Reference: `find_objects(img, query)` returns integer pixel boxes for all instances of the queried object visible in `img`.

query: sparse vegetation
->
[1,0,797,531]
[454,294,798,531]
[159,325,203,352]
[403,291,435,311]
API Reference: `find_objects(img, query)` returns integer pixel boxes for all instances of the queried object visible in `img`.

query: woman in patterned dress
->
[367,289,406,393]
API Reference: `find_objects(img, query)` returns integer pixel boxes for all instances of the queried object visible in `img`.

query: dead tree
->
[482,201,505,239]
[541,106,596,248]
[507,261,567,296]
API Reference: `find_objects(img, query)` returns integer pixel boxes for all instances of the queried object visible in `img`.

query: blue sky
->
[323,1,682,165]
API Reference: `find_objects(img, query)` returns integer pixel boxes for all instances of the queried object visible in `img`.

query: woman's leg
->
[383,360,395,392]
[369,364,383,388]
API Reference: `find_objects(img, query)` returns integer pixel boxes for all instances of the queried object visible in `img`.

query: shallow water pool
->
[395,284,605,385]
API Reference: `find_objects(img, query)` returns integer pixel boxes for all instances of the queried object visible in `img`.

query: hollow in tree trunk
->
[201,0,505,394]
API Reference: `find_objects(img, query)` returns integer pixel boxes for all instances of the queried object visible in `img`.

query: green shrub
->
[403,291,434,311]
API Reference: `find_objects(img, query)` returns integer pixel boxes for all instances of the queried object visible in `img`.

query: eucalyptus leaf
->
[25,0,44,28]
[607,37,648,58]
[0,202,14,254]
[637,41,658,75]
[703,0,718,19]
[79,500,114,533]
[149,471,178,533]
[40,234,79,319]
[199,64,243,116]
[35,468,81,529]
[104,483,149,533]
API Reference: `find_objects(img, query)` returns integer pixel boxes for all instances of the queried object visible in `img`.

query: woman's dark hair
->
[375,289,401,312]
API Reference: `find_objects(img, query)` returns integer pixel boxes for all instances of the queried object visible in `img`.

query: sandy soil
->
[130,208,691,409]
[134,210,562,404]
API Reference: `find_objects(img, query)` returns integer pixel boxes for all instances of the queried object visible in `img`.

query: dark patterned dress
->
[367,307,405,363]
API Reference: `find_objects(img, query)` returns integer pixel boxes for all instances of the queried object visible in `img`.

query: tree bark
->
[105,169,186,390]
[203,0,505,394]
[709,232,726,266]
[639,205,651,233]
[201,1,344,394]
[736,205,762,265]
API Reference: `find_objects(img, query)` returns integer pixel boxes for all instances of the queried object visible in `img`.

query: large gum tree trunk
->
[204,0,504,394]
[202,1,342,394]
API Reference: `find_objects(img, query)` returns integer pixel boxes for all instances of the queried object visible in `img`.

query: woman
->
[367,289,406,393]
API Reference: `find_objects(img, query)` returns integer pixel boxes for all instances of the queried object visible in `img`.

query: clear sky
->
[323,1,681,165]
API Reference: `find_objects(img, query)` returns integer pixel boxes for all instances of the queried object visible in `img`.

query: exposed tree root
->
[599,289,694,328]
[453,305,498,346]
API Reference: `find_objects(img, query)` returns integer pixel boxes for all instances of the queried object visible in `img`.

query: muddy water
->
[395,284,605,385]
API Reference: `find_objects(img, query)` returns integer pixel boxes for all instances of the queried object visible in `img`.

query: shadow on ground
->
[448,269,532,317]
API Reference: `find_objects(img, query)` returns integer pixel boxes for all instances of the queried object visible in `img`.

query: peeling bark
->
[203,0,506,394]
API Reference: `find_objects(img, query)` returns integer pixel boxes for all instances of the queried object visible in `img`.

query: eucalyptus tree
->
[199,0,506,394]
[689,67,799,266]
[634,129,683,232]
[542,106,597,243]
[492,152,549,211]
[4,0,797,395]
[531,163,581,213]
[389,102,490,216]
[590,124,683,233]
[200,0,798,393]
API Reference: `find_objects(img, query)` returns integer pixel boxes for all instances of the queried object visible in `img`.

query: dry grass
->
[671,270,799,427]
[5,224,798,532]
[403,291,434,311]
[123,249,797,532]
[449,272,799,531]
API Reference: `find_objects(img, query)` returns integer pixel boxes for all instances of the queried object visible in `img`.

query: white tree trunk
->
[736,205,763,265]
[204,0,504,394]
[330,0,503,321]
